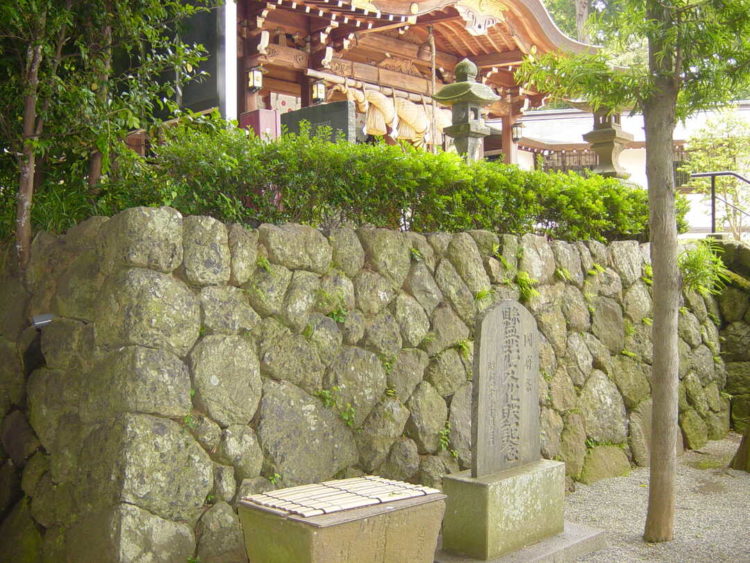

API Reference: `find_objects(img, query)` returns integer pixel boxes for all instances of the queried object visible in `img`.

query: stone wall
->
[0,207,732,561]
[714,240,750,434]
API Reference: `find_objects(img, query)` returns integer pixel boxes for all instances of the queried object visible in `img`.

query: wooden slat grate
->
[243,476,441,518]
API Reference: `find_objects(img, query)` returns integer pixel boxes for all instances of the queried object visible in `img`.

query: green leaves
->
[678,239,730,296]
[0,114,678,241]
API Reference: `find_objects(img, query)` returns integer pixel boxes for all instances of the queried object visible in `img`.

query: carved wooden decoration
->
[456,0,506,36]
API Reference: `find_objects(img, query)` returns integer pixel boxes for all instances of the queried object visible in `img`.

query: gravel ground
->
[566,432,750,562]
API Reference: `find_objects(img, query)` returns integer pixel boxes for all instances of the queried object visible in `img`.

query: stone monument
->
[280,100,359,142]
[440,300,566,560]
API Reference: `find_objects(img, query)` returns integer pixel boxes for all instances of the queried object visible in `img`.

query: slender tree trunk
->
[643,2,680,541]
[15,43,43,271]
[88,7,112,188]
[575,0,589,43]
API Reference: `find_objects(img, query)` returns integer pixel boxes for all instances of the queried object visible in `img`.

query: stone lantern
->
[433,59,500,161]
[582,109,634,178]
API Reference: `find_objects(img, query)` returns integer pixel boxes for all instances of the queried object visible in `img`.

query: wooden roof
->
[240,0,594,116]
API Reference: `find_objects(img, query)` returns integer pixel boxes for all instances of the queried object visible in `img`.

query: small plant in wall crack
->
[438,421,458,459]
[339,403,357,428]
[453,339,471,360]
[410,247,424,262]
[678,239,730,296]
[268,473,282,486]
[315,386,358,428]
[587,263,605,276]
[515,271,540,303]
[555,267,572,282]
[641,263,653,286]
[182,414,198,430]
[256,255,271,273]
[316,288,348,323]
[380,354,395,375]
[474,287,494,303]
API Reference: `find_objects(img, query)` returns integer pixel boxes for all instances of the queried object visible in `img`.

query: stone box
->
[441,459,565,560]
[238,481,445,563]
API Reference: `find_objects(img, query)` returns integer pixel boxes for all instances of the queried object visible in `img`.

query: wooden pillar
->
[501,114,517,165]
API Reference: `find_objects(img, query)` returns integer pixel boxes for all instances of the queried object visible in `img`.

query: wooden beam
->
[262,76,303,97]
[245,44,310,71]
[305,68,445,104]
[472,50,524,67]
[353,33,458,69]
[323,58,433,94]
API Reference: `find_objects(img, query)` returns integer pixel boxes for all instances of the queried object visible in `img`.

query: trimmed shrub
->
[0,115,687,242]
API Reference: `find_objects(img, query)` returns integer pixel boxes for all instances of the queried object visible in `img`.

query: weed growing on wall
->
[678,240,730,296]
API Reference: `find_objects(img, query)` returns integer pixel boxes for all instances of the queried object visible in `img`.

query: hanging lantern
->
[312,80,327,104]
[511,121,524,143]
[247,67,263,93]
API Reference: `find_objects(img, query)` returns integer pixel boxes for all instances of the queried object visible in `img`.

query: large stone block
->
[355,397,410,472]
[579,445,631,484]
[65,503,195,563]
[388,348,428,402]
[393,292,429,348]
[190,335,262,427]
[257,380,357,486]
[0,498,42,563]
[446,232,491,295]
[227,223,259,286]
[591,296,625,353]
[102,206,183,273]
[357,227,411,288]
[354,270,395,317]
[442,460,565,560]
[196,501,248,563]
[261,332,325,393]
[329,226,365,278]
[405,262,443,316]
[81,346,191,422]
[579,370,628,444]
[259,223,332,274]
[405,381,447,454]
[519,234,556,285]
[200,285,260,334]
[609,240,642,287]
[434,259,475,324]
[325,346,386,427]
[183,215,231,285]
[216,425,263,482]
[40,317,94,372]
[78,414,212,521]
[95,267,200,357]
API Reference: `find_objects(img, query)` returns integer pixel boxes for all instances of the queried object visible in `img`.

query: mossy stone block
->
[442,459,565,560]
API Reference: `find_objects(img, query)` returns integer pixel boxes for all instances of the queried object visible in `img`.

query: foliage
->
[680,111,750,240]
[678,240,730,297]
[1,114,679,243]
[520,1,750,120]
[515,271,540,303]
[0,0,214,268]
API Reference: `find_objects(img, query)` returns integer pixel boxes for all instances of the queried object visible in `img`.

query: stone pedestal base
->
[441,459,565,560]
[238,494,445,563]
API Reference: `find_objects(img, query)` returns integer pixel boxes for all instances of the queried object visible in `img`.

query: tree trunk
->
[15,43,43,271]
[87,10,112,189]
[643,5,680,541]
[575,0,589,43]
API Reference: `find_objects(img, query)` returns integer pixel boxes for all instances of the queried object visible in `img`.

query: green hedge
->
[0,115,687,241]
